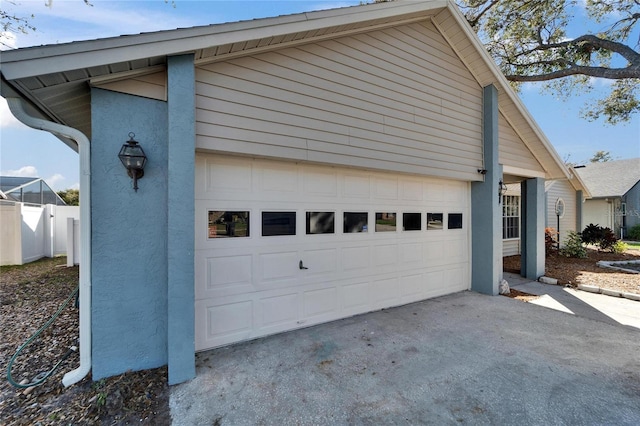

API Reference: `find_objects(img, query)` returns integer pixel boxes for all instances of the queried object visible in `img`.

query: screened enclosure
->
[0,177,67,206]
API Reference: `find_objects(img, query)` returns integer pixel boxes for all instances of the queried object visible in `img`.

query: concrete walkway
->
[170,287,640,425]
[505,272,640,330]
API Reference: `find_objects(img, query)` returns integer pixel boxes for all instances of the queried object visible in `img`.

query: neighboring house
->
[0,176,67,206]
[573,158,640,238]
[502,172,591,256]
[1,1,572,385]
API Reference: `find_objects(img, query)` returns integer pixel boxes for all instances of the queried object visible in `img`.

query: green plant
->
[545,227,558,255]
[560,231,587,258]
[581,223,604,245]
[612,240,628,254]
[97,392,107,407]
[581,223,619,252]
[628,224,640,241]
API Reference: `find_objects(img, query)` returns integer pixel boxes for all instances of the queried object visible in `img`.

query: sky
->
[1,0,639,192]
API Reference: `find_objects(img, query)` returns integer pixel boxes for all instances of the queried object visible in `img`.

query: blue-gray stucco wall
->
[471,84,502,295]
[91,88,169,379]
[521,178,545,279]
[166,54,196,385]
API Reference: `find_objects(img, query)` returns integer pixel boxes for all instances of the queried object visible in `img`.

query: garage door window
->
[448,213,463,229]
[262,211,296,236]
[375,212,396,232]
[208,211,250,238]
[427,213,443,230]
[403,213,421,231]
[306,212,335,234]
[344,212,368,233]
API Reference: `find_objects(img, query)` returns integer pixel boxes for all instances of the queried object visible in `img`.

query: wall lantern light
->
[118,132,147,192]
[498,180,508,203]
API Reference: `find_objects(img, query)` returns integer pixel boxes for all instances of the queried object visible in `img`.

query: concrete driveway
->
[170,286,640,425]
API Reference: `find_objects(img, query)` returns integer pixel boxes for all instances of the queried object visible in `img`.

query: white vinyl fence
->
[0,201,80,266]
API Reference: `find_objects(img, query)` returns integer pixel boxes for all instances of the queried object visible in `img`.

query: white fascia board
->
[502,165,547,180]
[1,1,447,80]
[434,3,570,182]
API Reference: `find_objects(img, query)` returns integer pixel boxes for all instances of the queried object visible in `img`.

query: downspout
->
[7,98,91,387]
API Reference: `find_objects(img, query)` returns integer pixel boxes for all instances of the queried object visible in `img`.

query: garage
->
[195,154,470,351]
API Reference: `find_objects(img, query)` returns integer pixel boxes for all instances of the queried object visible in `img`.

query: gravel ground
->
[0,257,170,425]
[504,247,640,295]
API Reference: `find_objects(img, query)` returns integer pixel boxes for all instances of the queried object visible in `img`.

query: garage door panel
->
[373,244,397,266]
[303,286,338,321]
[199,254,253,299]
[304,169,338,196]
[372,276,400,309]
[445,267,465,291]
[400,179,423,201]
[343,174,371,198]
[340,281,371,314]
[257,292,300,331]
[204,156,253,193]
[341,245,371,271]
[300,248,337,276]
[401,242,423,264]
[374,177,399,199]
[400,273,424,304]
[259,251,299,282]
[258,164,299,193]
[195,298,254,350]
[424,270,448,298]
[425,240,445,263]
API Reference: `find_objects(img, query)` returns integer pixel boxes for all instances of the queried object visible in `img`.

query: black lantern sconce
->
[118,132,147,192]
[498,180,508,203]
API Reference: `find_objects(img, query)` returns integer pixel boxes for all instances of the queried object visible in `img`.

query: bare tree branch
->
[506,64,640,81]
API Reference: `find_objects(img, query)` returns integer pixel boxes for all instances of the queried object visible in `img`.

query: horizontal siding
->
[92,71,166,101]
[503,239,520,257]
[546,180,577,247]
[498,112,543,173]
[195,21,483,182]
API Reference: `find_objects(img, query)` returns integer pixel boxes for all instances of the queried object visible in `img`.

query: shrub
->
[545,227,558,255]
[598,227,618,251]
[612,240,628,254]
[560,231,587,258]
[628,224,640,241]
[581,223,603,245]
[581,223,619,252]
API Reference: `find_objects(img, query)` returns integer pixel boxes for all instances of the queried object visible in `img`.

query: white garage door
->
[195,154,470,351]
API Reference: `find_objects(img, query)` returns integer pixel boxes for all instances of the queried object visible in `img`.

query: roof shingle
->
[573,158,640,198]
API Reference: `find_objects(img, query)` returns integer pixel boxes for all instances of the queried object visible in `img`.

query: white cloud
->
[0,99,23,128]
[3,165,39,177]
[46,173,65,189]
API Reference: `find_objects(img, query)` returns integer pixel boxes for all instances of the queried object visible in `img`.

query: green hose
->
[6,285,79,388]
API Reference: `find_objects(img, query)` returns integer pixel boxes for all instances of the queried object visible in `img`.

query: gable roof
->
[573,158,640,198]
[0,0,570,180]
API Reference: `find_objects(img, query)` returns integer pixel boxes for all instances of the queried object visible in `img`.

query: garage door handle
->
[299,260,309,270]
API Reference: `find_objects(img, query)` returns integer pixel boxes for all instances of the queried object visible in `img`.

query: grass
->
[625,241,640,250]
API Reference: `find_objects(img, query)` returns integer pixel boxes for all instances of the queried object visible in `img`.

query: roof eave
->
[433,4,570,182]
[0,0,448,80]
